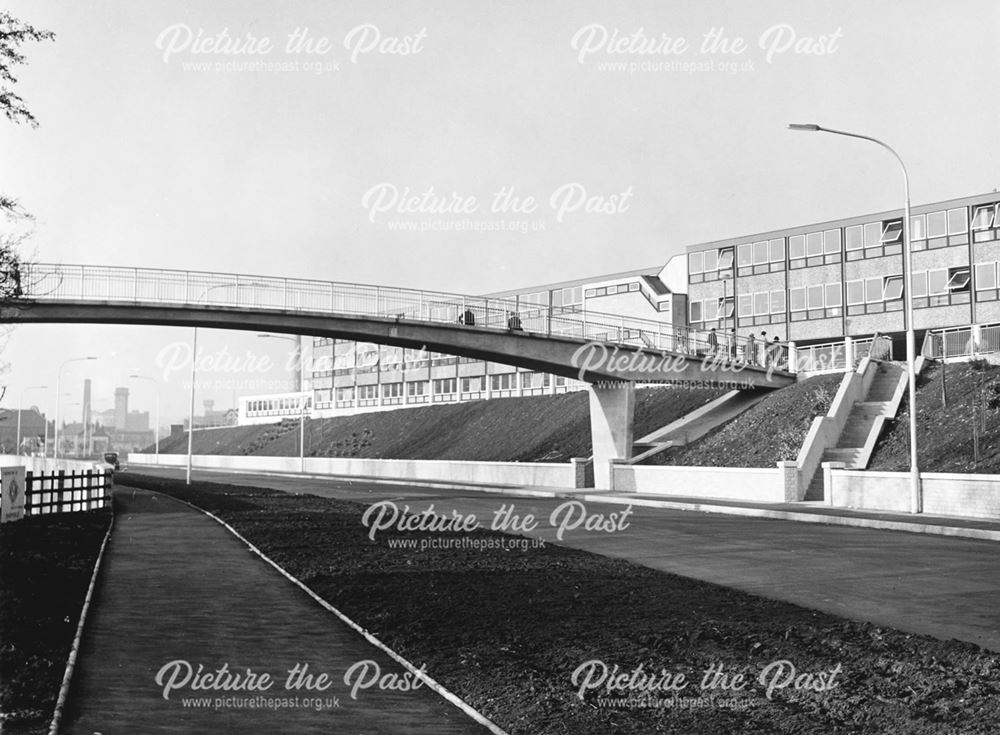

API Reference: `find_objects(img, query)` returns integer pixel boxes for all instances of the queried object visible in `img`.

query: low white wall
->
[0,455,104,474]
[612,464,789,502]
[831,469,1000,519]
[127,453,580,488]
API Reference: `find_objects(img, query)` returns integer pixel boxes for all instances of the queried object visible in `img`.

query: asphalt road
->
[131,467,1000,652]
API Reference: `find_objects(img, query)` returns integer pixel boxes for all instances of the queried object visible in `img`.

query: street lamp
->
[787,123,920,512]
[129,374,160,465]
[17,384,47,456]
[187,281,266,484]
[55,356,97,460]
[256,333,303,392]
[258,333,307,471]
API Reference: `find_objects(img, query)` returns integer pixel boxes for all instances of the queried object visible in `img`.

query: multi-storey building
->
[238,262,688,424]
[686,191,1000,350]
[238,191,1000,425]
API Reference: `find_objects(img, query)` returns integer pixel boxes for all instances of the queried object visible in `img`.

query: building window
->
[770,290,785,315]
[718,297,735,319]
[335,387,355,403]
[433,378,457,395]
[461,376,485,392]
[739,238,786,274]
[358,385,378,400]
[490,373,516,391]
[789,229,840,269]
[976,261,1000,302]
[825,283,842,309]
[790,281,844,321]
[972,203,1000,243]
[912,207,969,250]
[382,382,403,398]
[689,251,703,275]
[790,287,806,312]
[847,219,903,260]
[692,247,736,282]
[846,275,903,315]
[690,300,702,323]
[717,247,734,271]
[846,279,865,306]
[738,293,752,316]
[882,275,904,301]
[912,266,970,308]
[407,381,427,396]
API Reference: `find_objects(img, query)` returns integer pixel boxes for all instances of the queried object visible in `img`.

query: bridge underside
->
[4,300,794,488]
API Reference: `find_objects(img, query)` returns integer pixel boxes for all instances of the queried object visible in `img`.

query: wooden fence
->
[25,469,112,515]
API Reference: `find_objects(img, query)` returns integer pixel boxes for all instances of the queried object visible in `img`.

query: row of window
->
[689,203,991,279]
[246,396,311,414]
[323,372,566,403]
[585,281,641,299]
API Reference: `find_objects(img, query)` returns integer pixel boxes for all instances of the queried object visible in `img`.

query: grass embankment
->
[153,387,725,462]
[870,361,1000,473]
[120,473,1000,735]
[0,511,111,734]
[647,373,843,467]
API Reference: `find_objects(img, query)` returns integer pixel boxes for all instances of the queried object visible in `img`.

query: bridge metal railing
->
[19,263,790,371]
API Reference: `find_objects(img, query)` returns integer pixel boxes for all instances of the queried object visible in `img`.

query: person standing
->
[745,331,756,365]
[707,327,719,356]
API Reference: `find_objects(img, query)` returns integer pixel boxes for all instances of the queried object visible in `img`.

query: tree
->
[1,11,55,218]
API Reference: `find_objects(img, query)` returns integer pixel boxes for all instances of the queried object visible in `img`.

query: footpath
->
[60,487,496,734]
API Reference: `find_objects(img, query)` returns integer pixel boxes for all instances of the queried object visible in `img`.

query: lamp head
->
[787,123,821,132]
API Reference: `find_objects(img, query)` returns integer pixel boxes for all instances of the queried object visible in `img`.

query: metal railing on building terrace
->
[921,324,1000,360]
[18,263,790,367]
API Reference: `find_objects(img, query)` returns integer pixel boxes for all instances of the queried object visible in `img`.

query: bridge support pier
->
[588,382,635,490]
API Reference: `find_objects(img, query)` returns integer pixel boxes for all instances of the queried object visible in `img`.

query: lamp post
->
[256,334,303,392]
[187,281,266,484]
[788,123,920,512]
[129,374,160,465]
[258,333,307,471]
[17,385,47,456]
[55,356,97,460]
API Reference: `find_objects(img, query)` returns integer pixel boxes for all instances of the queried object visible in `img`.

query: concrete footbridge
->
[2,263,795,487]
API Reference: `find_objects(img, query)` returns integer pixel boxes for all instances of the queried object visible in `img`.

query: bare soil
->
[647,373,843,467]
[0,510,111,735]
[119,473,1000,735]
[870,361,1000,473]
[152,387,725,462]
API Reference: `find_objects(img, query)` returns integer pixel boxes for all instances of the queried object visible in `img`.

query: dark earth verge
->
[119,473,1000,735]
[0,510,111,735]
[647,373,843,467]
[870,361,1000,474]
[151,386,725,462]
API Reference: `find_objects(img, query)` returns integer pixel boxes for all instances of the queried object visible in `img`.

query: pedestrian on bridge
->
[745,332,756,365]
[507,311,523,331]
[707,327,718,356]
[459,308,476,326]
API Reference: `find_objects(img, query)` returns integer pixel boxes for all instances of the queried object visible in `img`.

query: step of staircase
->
[804,470,825,501]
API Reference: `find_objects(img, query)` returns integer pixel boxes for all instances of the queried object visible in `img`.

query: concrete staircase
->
[803,362,906,500]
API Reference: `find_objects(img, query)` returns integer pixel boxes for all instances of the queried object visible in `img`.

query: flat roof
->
[483,265,664,297]
[685,190,1000,254]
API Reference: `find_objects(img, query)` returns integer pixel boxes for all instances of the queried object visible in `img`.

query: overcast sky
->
[3,0,999,426]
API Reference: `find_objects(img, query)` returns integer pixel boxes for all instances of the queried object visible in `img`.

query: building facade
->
[237,191,1000,425]
[686,192,1000,348]
[239,263,688,423]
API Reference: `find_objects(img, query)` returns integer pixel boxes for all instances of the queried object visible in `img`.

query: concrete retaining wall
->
[831,469,1000,519]
[127,453,581,488]
[611,464,790,502]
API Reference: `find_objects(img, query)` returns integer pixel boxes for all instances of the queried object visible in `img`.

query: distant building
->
[187,400,238,429]
[0,408,46,454]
